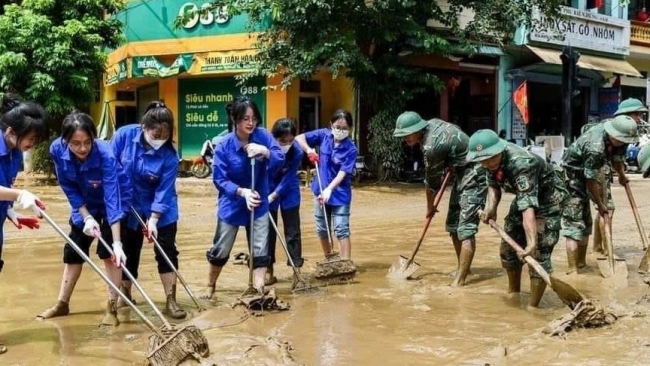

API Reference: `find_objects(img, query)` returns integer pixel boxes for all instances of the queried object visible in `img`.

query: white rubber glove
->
[319,187,332,204]
[82,215,100,237]
[146,217,158,239]
[111,241,127,269]
[240,188,261,210]
[16,190,45,216]
[7,208,19,227]
[245,143,269,158]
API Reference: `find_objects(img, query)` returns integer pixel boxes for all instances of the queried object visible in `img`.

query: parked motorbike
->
[353,155,377,184]
[191,138,214,179]
[625,129,650,174]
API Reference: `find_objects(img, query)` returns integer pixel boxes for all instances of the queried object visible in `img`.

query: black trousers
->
[121,219,178,280]
[267,206,303,267]
[63,217,113,264]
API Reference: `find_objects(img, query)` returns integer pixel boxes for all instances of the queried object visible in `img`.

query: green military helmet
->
[614,98,648,116]
[638,144,650,178]
[604,115,640,144]
[393,111,429,138]
[466,129,507,162]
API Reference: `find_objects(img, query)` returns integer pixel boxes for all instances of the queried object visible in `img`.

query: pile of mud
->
[233,288,290,315]
[544,299,617,338]
[314,259,357,280]
[178,336,299,366]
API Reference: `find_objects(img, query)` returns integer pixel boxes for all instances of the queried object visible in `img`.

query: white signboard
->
[530,6,630,56]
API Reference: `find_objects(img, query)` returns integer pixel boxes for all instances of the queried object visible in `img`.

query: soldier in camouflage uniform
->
[561,115,638,274]
[580,98,647,255]
[466,129,568,308]
[393,112,487,287]
[581,98,647,135]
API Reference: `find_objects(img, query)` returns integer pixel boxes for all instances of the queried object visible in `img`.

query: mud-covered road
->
[2,174,650,365]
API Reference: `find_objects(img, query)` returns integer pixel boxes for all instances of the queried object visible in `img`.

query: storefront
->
[93,0,354,158]
[500,5,641,144]
[400,48,502,135]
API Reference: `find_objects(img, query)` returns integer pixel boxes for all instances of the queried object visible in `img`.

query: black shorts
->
[63,217,114,264]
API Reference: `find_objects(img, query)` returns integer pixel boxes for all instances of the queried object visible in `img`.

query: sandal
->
[233,252,249,265]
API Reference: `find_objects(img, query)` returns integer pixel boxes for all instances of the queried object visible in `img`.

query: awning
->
[526,45,642,78]
[450,43,504,57]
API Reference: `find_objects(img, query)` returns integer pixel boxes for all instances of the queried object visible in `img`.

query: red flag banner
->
[513,81,529,125]
[587,0,603,9]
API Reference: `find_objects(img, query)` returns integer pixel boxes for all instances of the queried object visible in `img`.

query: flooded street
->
[2,174,650,365]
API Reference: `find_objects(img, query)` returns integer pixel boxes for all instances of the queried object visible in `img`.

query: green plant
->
[175,0,564,180]
[368,109,404,181]
[175,0,565,89]
[0,0,123,123]
[30,133,57,178]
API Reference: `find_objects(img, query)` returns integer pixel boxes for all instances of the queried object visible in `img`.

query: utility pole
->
[560,45,580,146]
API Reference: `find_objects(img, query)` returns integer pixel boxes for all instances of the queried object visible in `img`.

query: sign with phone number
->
[177,77,266,158]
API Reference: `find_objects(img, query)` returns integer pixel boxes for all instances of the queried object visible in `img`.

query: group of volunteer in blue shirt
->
[0,93,358,346]
[201,96,358,298]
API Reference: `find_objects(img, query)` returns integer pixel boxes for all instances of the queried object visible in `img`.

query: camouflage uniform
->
[580,120,605,135]
[561,123,626,241]
[579,120,619,211]
[488,143,568,278]
[422,119,488,241]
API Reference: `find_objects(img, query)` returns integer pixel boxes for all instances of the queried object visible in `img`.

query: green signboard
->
[132,54,193,78]
[105,59,127,86]
[113,1,270,42]
[177,77,266,158]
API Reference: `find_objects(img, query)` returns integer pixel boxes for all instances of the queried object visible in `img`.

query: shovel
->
[38,209,209,366]
[486,218,586,310]
[625,183,649,251]
[596,212,629,279]
[625,183,650,273]
[130,207,204,312]
[388,171,452,279]
[594,174,628,279]
[269,214,319,294]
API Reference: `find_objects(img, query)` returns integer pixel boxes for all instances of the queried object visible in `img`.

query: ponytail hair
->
[0,93,48,142]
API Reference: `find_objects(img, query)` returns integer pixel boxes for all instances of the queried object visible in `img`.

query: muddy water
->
[2,175,650,365]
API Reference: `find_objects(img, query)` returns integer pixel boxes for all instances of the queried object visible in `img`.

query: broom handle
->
[39,209,162,335]
[93,229,173,329]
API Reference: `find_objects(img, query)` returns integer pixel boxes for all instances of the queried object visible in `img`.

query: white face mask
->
[144,132,166,150]
[332,128,349,141]
[280,144,292,153]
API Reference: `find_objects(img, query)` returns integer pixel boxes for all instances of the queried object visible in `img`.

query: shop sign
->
[189,50,260,75]
[131,54,194,79]
[113,1,261,42]
[530,6,630,56]
[178,3,230,29]
[177,77,266,158]
[105,59,127,86]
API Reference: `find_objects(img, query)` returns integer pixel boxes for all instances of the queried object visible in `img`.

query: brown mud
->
[1,174,650,364]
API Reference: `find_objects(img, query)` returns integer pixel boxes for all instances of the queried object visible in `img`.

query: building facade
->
[499,0,641,144]
[627,0,650,105]
[93,0,354,159]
